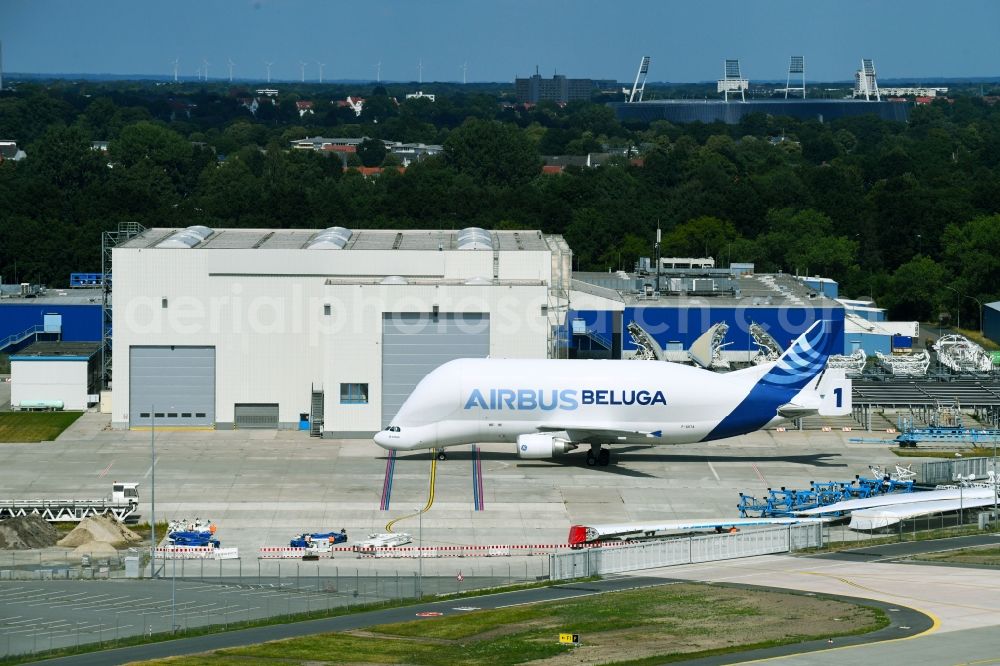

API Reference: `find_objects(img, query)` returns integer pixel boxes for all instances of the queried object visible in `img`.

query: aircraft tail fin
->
[756,319,842,391]
[817,368,852,416]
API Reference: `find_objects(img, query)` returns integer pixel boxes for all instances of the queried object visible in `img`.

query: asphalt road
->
[26,576,665,665]
[24,572,935,666]
[807,533,1000,562]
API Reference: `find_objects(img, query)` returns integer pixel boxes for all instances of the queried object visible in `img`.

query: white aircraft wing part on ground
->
[850,497,999,530]
[568,517,830,544]
[797,487,996,516]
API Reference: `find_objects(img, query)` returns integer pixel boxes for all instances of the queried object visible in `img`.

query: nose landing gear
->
[586,444,611,467]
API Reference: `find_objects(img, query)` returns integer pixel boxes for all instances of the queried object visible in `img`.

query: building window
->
[340,383,369,404]
[324,304,331,316]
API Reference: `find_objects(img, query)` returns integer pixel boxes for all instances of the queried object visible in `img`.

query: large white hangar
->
[110,226,572,436]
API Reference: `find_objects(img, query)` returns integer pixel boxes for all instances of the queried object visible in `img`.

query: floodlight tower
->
[717,59,748,102]
[299,61,307,82]
[785,56,805,99]
[628,55,651,103]
[264,61,274,83]
[856,58,880,101]
[317,61,325,83]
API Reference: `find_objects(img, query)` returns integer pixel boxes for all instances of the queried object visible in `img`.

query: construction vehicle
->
[0,482,139,522]
[166,518,219,548]
[290,530,348,550]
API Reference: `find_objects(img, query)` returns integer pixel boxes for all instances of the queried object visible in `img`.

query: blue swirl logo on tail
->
[758,320,835,389]
[704,319,842,442]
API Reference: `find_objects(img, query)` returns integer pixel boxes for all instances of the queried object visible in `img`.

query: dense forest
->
[1,80,999,327]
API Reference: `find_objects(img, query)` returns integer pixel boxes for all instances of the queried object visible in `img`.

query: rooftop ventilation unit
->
[456,227,494,250]
[464,276,493,285]
[155,225,213,249]
[306,226,353,250]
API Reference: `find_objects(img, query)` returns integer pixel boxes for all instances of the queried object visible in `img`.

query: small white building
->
[110,227,571,436]
[405,91,436,102]
[11,342,101,411]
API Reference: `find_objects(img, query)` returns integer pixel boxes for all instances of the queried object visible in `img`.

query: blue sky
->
[2,0,998,82]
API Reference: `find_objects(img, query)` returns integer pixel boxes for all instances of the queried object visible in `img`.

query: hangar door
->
[129,346,215,427]
[235,403,279,429]
[381,313,489,427]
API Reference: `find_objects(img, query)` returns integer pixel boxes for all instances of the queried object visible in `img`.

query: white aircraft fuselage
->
[374,320,848,460]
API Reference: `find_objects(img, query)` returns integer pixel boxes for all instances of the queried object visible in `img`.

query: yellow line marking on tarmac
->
[385,455,437,533]
[797,569,1000,615]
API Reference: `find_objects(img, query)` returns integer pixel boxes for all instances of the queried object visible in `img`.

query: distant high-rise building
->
[515,69,596,104]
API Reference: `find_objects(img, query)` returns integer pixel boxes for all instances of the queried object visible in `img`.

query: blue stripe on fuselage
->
[702,382,797,441]
[704,320,841,442]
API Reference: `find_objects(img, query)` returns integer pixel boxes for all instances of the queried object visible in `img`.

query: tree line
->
[0,81,998,327]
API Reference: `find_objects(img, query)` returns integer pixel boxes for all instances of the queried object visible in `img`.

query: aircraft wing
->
[568,517,830,544]
[536,424,664,442]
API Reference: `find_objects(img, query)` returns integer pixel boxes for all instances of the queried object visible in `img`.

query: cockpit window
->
[384,426,401,432]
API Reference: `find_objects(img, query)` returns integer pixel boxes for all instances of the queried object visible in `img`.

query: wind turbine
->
[299,61,307,83]
[227,58,235,82]
[418,59,423,85]
[374,61,381,83]
[264,61,273,84]
[317,61,325,83]
[170,58,179,83]
[202,58,210,81]
[461,61,468,84]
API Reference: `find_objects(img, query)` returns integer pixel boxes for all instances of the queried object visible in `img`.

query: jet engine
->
[516,433,576,459]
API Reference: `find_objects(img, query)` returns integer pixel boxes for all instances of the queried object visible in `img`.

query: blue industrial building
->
[985,301,1000,346]
[566,270,845,361]
[0,289,103,355]
[609,98,911,125]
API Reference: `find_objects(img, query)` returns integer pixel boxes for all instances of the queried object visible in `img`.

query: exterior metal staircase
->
[310,387,324,437]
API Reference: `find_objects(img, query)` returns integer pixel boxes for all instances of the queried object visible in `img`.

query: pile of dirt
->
[73,541,119,557]
[0,515,61,549]
[57,515,142,549]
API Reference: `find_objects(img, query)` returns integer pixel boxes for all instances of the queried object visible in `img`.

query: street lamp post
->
[150,407,157,579]
[944,287,985,335]
[417,505,423,598]
[945,286,960,331]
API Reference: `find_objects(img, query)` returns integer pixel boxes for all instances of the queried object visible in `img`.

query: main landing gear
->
[435,449,448,461]
[586,444,611,467]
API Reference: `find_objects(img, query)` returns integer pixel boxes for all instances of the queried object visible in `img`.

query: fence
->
[919,456,996,485]
[549,524,822,580]
[0,558,550,659]
[0,549,132,580]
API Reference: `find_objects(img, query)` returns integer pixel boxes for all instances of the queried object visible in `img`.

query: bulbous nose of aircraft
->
[373,430,392,449]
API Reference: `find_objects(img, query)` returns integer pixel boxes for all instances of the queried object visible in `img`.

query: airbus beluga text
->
[374,320,849,466]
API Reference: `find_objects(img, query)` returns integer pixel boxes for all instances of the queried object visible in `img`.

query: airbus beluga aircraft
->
[374,319,849,466]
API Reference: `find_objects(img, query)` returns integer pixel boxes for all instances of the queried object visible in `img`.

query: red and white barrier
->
[257,541,636,560]
[156,546,239,560]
